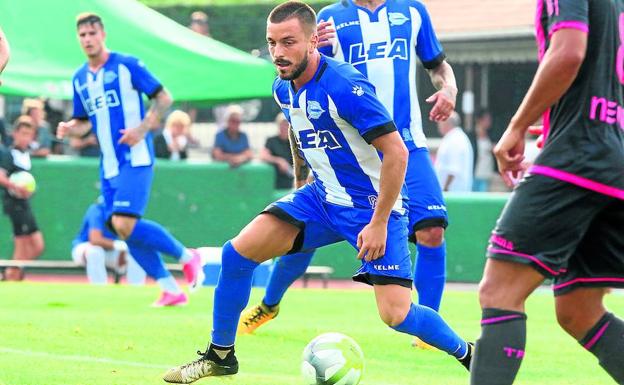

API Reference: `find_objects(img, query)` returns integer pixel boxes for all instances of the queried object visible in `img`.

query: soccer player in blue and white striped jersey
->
[57,13,203,306]
[241,0,457,348]
[164,2,470,382]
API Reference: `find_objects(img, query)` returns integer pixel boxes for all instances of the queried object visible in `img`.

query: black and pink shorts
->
[487,173,624,296]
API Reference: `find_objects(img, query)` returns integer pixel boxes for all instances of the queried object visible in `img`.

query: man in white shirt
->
[435,112,474,192]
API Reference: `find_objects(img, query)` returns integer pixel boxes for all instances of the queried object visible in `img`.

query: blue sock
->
[414,242,446,311]
[212,241,259,347]
[263,251,315,307]
[127,219,185,260]
[127,243,169,280]
[392,303,467,358]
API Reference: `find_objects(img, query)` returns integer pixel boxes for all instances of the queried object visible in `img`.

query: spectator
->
[72,198,146,285]
[21,98,52,157]
[260,113,293,189]
[69,132,99,157]
[0,116,44,281]
[0,118,9,146]
[212,105,253,168]
[434,112,474,192]
[473,109,495,192]
[189,11,210,37]
[154,110,193,161]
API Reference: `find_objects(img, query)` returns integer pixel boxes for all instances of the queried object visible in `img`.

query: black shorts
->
[487,174,624,296]
[4,199,39,236]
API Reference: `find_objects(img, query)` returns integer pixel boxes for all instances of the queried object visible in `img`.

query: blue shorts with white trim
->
[265,183,412,287]
[405,148,448,240]
[101,164,153,218]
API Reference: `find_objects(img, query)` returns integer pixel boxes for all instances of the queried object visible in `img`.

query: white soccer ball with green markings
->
[301,332,364,385]
[9,171,36,194]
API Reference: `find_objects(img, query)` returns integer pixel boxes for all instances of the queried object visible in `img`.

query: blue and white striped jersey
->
[318,0,445,150]
[273,55,408,214]
[72,52,161,179]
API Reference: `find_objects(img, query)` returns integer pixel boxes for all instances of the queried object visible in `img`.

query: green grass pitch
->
[0,282,621,385]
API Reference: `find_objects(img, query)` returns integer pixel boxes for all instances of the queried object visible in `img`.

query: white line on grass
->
[0,346,400,385]
[0,346,170,369]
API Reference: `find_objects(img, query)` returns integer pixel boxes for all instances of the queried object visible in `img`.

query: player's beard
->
[278,52,308,81]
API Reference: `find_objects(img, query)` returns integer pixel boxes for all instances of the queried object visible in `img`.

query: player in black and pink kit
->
[471,1,624,384]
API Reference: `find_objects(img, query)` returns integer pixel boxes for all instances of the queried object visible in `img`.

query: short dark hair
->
[76,12,104,29]
[13,115,35,132]
[268,1,317,35]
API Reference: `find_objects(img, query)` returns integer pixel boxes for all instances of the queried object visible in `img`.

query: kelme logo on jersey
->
[388,12,409,26]
[84,90,121,115]
[298,129,341,150]
[368,195,377,209]
[352,86,364,96]
[307,100,325,119]
[348,39,408,66]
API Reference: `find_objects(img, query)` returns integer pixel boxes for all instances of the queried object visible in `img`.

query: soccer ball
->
[301,332,364,385]
[9,171,36,194]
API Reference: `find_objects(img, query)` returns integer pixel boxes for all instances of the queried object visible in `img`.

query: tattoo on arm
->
[142,89,172,132]
[288,127,310,182]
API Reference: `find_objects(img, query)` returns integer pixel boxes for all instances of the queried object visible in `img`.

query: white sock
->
[157,276,182,294]
[85,247,107,285]
[178,248,193,264]
[125,255,146,285]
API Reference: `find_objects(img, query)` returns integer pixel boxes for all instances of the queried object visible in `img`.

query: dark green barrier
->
[0,159,275,263]
[0,159,508,283]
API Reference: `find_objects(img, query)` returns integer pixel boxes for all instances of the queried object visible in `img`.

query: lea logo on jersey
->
[388,12,409,26]
[298,129,342,150]
[348,39,408,66]
[84,90,121,115]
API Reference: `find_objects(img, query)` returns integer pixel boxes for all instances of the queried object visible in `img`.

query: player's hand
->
[426,85,457,122]
[356,220,387,262]
[317,20,336,48]
[493,126,527,187]
[56,121,71,139]
[113,240,128,253]
[118,127,146,146]
[9,183,31,199]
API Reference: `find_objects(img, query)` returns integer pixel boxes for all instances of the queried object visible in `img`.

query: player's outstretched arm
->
[357,131,408,262]
[425,61,457,122]
[119,88,172,146]
[288,125,310,189]
[0,27,10,83]
[494,29,587,186]
[57,119,92,140]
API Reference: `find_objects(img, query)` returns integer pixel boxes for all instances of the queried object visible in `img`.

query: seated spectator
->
[154,110,193,161]
[71,198,146,285]
[212,105,253,168]
[0,116,44,281]
[260,113,293,189]
[22,98,52,158]
[69,132,99,157]
[189,11,211,37]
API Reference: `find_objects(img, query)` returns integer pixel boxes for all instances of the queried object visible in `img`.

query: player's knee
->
[111,216,135,239]
[415,226,444,247]
[478,277,502,309]
[555,305,580,336]
[377,302,410,327]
